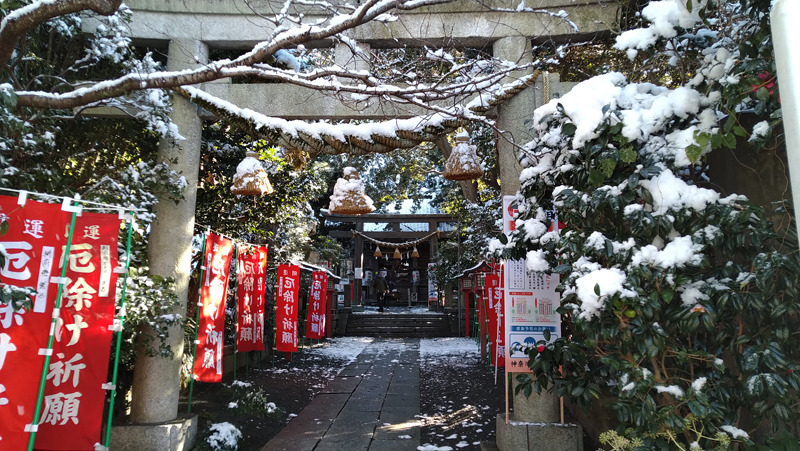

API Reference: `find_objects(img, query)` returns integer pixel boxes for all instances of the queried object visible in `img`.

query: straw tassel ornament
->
[443,132,483,181]
[328,167,375,215]
[231,151,274,196]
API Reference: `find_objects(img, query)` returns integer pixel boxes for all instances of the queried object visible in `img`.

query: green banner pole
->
[187,231,208,413]
[28,200,79,450]
[473,297,479,344]
[103,214,135,448]
[272,300,276,368]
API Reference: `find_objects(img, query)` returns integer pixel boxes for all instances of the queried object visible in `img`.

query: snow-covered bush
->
[202,422,242,451]
[502,0,800,448]
[227,380,284,418]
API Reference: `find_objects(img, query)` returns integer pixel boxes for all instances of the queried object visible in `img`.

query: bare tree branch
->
[0,0,123,68]
[12,0,466,110]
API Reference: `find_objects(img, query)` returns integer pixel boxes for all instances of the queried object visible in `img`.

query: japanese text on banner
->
[236,246,267,352]
[486,274,505,369]
[35,212,121,450]
[194,233,233,383]
[305,271,328,340]
[0,197,70,449]
[275,264,300,352]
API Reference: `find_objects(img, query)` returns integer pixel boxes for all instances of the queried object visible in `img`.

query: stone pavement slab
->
[263,338,421,451]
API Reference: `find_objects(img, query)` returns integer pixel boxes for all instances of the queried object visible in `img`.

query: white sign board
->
[504,259,561,372]
[427,262,437,303]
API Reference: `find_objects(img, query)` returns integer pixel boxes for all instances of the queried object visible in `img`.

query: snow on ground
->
[306,336,374,363]
[420,337,480,358]
[303,335,481,367]
[353,305,444,314]
[420,337,480,368]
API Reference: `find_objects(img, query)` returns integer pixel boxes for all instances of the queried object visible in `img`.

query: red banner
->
[305,271,328,340]
[193,233,233,383]
[35,212,121,450]
[236,246,267,352]
[0,197,70,449]
[275,264,300,352]
[486,274,505,368]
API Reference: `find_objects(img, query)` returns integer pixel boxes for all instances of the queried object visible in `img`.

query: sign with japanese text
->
[486,274,505,368]
[427,263,437,303]
[275,264,300,352]
[0,197,69,449]
[305,271,328,340]
[235,246,267,352]
[194,233,233,383]
[504,260,560,372]
[36,212,121,450]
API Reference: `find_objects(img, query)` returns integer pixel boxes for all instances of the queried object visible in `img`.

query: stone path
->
[264,338,421,450]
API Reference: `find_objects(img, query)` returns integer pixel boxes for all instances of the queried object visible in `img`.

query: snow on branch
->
[10,0,467,110]
[175,70,539,157]
[0,0,123,67]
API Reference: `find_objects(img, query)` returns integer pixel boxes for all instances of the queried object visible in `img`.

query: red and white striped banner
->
[35,212,121,450]
[236,246,267,352]
[275,264,300,352]
[0,197,70,448]
[305,271,328,340]
[193,233,233,383]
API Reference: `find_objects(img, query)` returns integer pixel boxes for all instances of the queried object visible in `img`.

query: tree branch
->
[0,0,123,68]
[13,0,469,110]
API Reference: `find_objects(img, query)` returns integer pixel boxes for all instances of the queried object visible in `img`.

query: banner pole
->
[103,215,135,448]
[506,372,511,424]
[27,202,79,450]
[187,231,208,413]
[233,243,238,382]
[484,295,491,368]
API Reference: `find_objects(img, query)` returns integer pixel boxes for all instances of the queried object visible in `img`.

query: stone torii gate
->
[103,1,619,449]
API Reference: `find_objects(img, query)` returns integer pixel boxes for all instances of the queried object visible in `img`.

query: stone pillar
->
[493,36,582,451]
[493,36,534,196]
[126,38,206,442]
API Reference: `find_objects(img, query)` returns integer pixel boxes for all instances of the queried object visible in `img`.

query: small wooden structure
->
[457,261,494,338]
[324,212,454,308]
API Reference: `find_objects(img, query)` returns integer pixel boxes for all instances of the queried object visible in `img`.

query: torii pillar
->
[111,38,206,450]
[493,36,583,450]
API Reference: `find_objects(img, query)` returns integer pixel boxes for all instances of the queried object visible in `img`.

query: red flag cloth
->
[305,271,328,340]
[236,246,267,352]
[486,274,505,368]
[193,233,233,383]
[0,197,70,449]
[275,264,300,352]
[35,212,121,450]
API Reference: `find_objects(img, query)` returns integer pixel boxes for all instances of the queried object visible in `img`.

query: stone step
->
[345,314,452,338]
